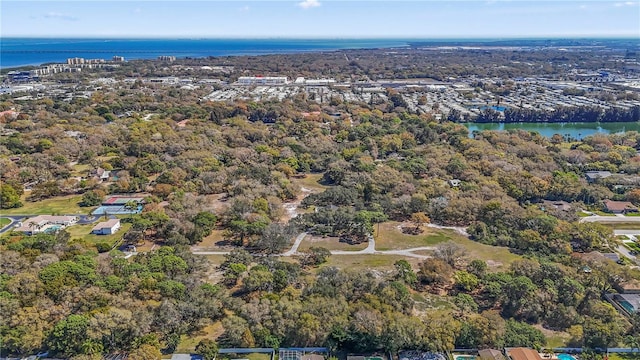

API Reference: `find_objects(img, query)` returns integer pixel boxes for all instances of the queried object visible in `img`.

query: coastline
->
[0,37,412,69]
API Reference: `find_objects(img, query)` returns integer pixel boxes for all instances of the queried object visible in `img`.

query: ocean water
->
[0,38,411,68]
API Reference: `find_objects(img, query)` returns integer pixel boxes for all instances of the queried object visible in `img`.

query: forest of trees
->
[465,106,640,124]
[1,49,640,359]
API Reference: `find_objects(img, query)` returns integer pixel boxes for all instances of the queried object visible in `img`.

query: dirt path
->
[281,186,313,221]
[426,223,469,237]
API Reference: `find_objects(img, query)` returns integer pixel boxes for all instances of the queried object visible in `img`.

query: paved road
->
[282,232,308,256]
[193,232,436,260]
[614,230,640,236]
[580,215,640,223]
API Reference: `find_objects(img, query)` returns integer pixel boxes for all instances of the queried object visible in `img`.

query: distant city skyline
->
[2,0,639,38]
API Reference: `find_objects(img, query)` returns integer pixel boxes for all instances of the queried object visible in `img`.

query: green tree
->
[394,260,417,286]
[128,344,162,360]
[195,339,218,360]
[503,319,545,348]
[299,247,331,267]
[1,183,22,209]
[454,271,480,292]
[47,315,90,358]
[80,190,104,207]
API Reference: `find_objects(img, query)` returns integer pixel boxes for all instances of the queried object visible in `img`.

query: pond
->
[463,122,640,139]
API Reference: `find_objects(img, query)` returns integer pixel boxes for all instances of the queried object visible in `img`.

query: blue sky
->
[2,1,639,38]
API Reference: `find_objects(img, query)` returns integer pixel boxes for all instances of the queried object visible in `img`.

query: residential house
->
[478,349,505,360]
[95,167,111,182]
[612,293,640,314]
[603,199,638,214]
[585,171,612,183]
[505,348,542,360]
[14,215,79,235]
[91,219,121,235]
[607,279,640,316]
[170,355,203,360]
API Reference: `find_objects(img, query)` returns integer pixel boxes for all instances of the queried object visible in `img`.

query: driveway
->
[0,215,27,234]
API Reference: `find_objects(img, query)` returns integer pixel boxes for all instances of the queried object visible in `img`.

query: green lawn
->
[625,212,640,217]
[374,222,452,250]
[64,222,131,245]
[298,234,368,251]
[591,210,616,216]
[0,217,11,227]
[624,242,640,252]
[0,195,92,216]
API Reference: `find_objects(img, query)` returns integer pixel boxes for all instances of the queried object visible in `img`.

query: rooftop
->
[506,348,542,360]
[91,219,120,231]
[603,199,637,212]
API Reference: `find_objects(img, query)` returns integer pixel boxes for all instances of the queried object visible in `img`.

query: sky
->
[1,0,639,38]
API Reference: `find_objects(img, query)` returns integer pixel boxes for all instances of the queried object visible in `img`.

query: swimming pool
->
[44,225,62,233]
[558,354,577,360]
[455,356,475,360]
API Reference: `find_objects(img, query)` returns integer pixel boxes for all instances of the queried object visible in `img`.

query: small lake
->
[463,122,640,139]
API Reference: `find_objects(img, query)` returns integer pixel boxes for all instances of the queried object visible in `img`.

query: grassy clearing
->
[411,233,523,272]
[536,326,570,348]
[605,223,640,230]
[65,222,131,245]
[298,235,368,251]
[195,229,230,250]
[412,293,455,312]
[0,218,11,227]
[204,255,227,265]
[71,163,91,177]
[608,354,640,360]
[625,212,640,217]
[291,173,328,192]
[0,195,90,215]
[374,222,451,250]
[450,236,522,271]
[175,322,224,354]
[319,254,422,271]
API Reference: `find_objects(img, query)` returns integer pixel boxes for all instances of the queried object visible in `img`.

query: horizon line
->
[2,35,640,40]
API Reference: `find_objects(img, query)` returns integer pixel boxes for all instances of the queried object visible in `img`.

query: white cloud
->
[134,7,142,13]
[43,12,78,21]
[240,5,250,12]
[614,1,637,6]
[298,0,320,9]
